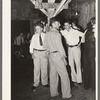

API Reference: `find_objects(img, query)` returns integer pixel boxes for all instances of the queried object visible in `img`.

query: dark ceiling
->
[11,0,95,20]
[11,0,95,3]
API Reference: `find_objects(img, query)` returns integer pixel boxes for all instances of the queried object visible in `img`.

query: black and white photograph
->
[3,0,98,100]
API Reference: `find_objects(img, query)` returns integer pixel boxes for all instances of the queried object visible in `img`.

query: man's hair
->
[50,18,59,26]
[35,22,44,29]
[64,19,72,25]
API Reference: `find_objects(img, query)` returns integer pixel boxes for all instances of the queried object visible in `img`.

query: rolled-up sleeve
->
[80,32,85,43]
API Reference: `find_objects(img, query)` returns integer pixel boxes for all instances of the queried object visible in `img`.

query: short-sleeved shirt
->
[61,28,85,45]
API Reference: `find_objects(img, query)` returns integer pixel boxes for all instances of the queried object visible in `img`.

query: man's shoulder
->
[46,30,56,35]
[61,29,68,36]
[72,28,83,34]
[33,33,38,37]
[41,32,45,34]
[31,34,38,39]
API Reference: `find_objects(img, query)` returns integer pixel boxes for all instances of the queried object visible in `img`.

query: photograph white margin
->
[2,0,98,100]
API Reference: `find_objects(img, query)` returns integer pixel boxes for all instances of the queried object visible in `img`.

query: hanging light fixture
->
[75,0,78,15]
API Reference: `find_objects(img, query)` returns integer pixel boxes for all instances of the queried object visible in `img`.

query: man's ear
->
[52,23,54,26]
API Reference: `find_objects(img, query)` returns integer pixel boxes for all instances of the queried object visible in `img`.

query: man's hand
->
[31,53,35,59]
[61,55,67,60]
[44,51,49,59]
[61,55,67,65]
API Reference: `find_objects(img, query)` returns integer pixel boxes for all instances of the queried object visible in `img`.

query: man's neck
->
[65,28,71,32]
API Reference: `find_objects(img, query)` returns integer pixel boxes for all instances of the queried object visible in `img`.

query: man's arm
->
[80,32,85,43]
[77,31,85,43]
[29,36,35,54]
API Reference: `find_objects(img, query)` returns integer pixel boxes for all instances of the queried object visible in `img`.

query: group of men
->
[29,18,85,99]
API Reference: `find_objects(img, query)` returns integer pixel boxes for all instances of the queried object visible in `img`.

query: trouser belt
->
[68,44,78,48]
[34,49,46,51]
[50,51,58,53]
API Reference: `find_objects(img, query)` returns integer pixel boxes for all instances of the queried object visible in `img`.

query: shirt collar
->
[50,28,59,32]
[64,27,73,32]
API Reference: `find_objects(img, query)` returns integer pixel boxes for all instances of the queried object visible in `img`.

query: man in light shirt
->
[43,18,72,99]
[29,23,49,91]
[61,20,85,87]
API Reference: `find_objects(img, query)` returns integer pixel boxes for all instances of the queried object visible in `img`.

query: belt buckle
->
[51,51,58,53]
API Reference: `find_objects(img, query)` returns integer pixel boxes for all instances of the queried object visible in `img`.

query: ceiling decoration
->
[11,0,95,20]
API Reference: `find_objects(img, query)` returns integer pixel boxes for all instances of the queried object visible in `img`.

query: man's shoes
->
[43,84,49,88]
[63,95,75,100]
[31,86,37,91]
[78,83,83,87]
[51,92,60,98]
[72,82,78,89]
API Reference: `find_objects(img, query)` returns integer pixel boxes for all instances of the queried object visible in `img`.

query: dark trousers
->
[82,45,95,90]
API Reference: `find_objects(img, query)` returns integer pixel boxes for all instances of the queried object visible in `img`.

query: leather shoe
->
[31,86,37,91]
[63,95,75,100]
[72,84,78,89]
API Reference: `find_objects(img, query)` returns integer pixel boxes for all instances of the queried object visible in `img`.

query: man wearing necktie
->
[29,23,49,91]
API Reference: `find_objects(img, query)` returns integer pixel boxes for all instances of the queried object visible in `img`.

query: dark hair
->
[35,23,44,29]
[64,19,72,25]
[50,18,59,26]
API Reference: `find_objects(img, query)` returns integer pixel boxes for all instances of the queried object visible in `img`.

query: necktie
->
[39,34,43,46]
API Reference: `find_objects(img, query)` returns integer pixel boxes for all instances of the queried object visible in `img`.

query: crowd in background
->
[12,32,32,60]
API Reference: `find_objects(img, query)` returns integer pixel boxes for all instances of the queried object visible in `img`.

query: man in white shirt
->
[61,21,85,87]
[29,23,49,91]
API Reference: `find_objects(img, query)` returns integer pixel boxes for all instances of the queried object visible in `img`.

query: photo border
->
[2,0,99,100]
[0,0,2,99]
[98,0,99,100]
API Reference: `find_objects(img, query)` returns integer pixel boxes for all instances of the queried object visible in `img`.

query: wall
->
[11,0,96,30]
[78,1,95,29]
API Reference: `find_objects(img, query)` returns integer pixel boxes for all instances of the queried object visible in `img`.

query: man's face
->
[64,22,71,31]
[52,21,60,29]
[20,33,23,36]
[35,26,43,34]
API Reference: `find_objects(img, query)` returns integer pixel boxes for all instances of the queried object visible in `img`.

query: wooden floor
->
[11,56,96,100]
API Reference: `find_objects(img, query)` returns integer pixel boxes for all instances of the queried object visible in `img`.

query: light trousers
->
[68,46,82,83]
[49,52,71,98]
[32,50,48,87]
